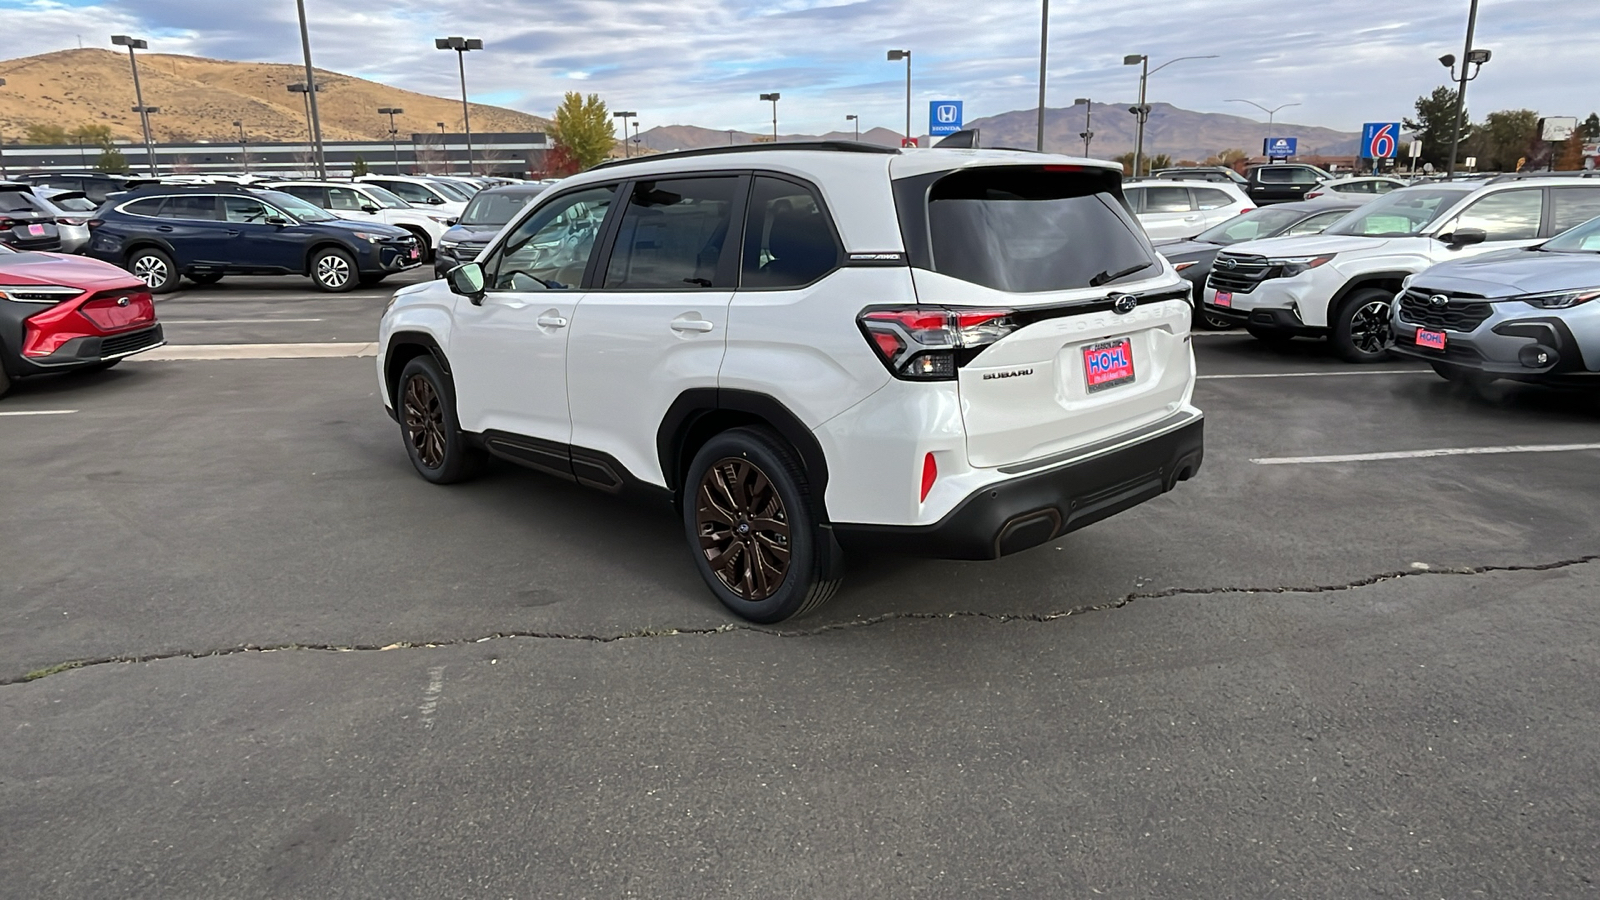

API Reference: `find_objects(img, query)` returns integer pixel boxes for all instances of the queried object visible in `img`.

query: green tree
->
[1466,109,1538,172]
[1404,86,1469,168]
[1581,113,1600,141]
[25,123,70,144]
[351,154,369,176]
[549,92,615,170]
[70,124,114,146]
[95,145,127,173]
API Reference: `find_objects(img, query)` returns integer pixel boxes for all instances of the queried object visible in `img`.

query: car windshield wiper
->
[1089,262,1154,287]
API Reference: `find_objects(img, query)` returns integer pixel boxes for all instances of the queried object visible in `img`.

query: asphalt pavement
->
[3,276,1598,898]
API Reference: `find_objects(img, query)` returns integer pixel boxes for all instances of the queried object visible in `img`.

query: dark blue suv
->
[86,185,420,292]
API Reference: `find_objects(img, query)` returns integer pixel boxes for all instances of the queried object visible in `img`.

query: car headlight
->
[1400,274,1416,289]
[1268,254,1336,277]
[0,284,82,303]
[425,214,453,223]
[352,232,387,243]
[438,240,461,251]
[1515,287,1600,309]
[1172,261,1197,272]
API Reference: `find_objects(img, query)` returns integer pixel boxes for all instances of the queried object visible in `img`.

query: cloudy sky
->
[2,0,1595,136]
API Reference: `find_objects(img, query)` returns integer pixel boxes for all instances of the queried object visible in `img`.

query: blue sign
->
[929,101,963,136]
[1263,137,1297,159]
[1361,122,1401,159]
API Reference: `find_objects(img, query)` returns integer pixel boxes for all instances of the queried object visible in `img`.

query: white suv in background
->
[355,175,470,218]
[266,181,455,260]
[377,144,1204,622]
[1202,175,1600,360]
[1123,181,1252,241]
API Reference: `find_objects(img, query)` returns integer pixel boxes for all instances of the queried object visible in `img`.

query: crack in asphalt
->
[7,554,1596,686]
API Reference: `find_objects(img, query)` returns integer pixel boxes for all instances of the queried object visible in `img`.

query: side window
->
[281,185,328,206]
[1122,187,1145,213]
[326,187,367,211]
[121,198,164,217]
[158,195,221,221]
[740,175,840,289]
[1285,210,1349,236]
[223,195,276,224]
[1191,188,1233,210]
[602,177,739,290]
[1290,168,1321,184]
[1449,189,1543,241]
[1258,168,1291,184]
[1373,181,1400,194]
[1549,188,1600,234]
[381,181,430,204]
[483,185,616,291]
[1143,186,1192,213]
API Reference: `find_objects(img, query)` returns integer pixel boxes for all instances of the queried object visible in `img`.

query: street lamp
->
[613,111,636,157]
[1074,97,1093,156]
[378,107,405,173]
[0,77,8,180]
[292,0,328,178]
[1227,99,1301,156]
[287,82,323,166]
[233,119,248,174]
[111,35,159,176]
[632,121,642,153]
[434,36,483,175]
[1441,0,1489,179]
[886,50,911,146]
[1123,53,1217,177]
[760,93,780,141]
[1037,1,1050,152]
[846,114,859,141]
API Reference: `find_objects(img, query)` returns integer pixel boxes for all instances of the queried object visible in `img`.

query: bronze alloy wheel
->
[696,457,792,601]
[403,373,447,469]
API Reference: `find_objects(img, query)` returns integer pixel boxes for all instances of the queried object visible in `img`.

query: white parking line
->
[0,409,78,417]
[1199,369,1431,380]
[161,318,326,324]
[1252,443,1600,465]
[129,342,378,361]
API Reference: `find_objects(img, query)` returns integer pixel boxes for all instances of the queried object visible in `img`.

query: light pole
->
[887,50,911,146]
[1075,97,1093,156]
[846,114,859,140]
[0,77,8,179]
[292,0,327,178]
[1441,0,1489,180]
[1123,53,1216,177]
[234,119,248,174]
[287,82,322,171]
[1227,99,1301,156]
[379,107,404,173]
[613,111,636,157]
[760,93,780,141]
[435,36,483,175]
[111,35,158,175]
[1037,0,1049,151]
[632,121,641,154]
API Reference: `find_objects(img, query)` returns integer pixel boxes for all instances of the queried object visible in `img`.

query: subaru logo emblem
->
[1218,257,1237,270]
[1112,294,1138,315]
[1428,294,1449,308]
[115,296,130,307]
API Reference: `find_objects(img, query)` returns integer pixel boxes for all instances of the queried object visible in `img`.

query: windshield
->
[1542,215,1600,253]
[460,190,542,227]
[253,190,337,222]
[916,167,1156,293]
[429,180,474,202]
[1195,206,1325,245]
[361,185,413,210]
[1324,188,1470,237]
[49,194,98,212]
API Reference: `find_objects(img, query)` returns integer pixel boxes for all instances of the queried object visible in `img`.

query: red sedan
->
[0,244,164,398]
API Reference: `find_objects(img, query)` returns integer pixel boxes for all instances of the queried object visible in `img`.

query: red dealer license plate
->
[1213,291,1233,308]
[407,246,420,260]
[28,224,46,236]
[1416,328,1447,350]
[1084,338,1136,392]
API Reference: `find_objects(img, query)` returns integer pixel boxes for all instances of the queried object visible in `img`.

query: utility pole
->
[760,93,780,141]
[1443,0,1486,179]
[1124,54,1216,177]
[379,107,404,173]
[1036,0,1049,152]
[613,111,636,157]
[1075,98,1093,156]
[887,50,911,145]
[0,78,8,180]
[435,37,483,175]
[111,35,158,175]
[293,0,327,178]
[846,114,859,141]
[234,120,248,173]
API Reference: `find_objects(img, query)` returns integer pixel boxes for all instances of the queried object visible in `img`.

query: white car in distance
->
[1306,176,1409,201]
[355,175,470,218]
[1123,181,1253,241]
[267,181,456,260]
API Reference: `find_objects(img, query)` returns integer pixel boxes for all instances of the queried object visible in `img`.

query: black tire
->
[1246,324,1294,345]
[0,366,11,399]
[188,272,224,285]
[396,354,485,484]
[359,273,388,288]
[1431,362,1496,386]
[1194,307,1235,330]
[309,247,359,293]
[1331,288,1395,363]
[684,427,842,623]
[126,247,180,294]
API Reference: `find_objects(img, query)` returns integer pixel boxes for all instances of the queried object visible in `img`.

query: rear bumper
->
[835,412,1204,560]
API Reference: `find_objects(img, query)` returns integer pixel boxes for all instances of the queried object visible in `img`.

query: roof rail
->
[592,140,899,171]
[1485,170,1600,184]
[121,182,261,195]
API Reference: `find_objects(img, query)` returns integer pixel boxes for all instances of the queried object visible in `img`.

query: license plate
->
[407,247,419,260]
[1213,291,1233,308]
[1416,328,1447,350]
[27,224,46,236]
[1083,338,1136,392]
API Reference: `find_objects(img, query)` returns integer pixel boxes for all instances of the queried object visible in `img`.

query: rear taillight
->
[858,307,1018,380]
[1305,191,1322,199]
[1238,207,1255,214]
[87,219,105,230]
[57,217,88,226]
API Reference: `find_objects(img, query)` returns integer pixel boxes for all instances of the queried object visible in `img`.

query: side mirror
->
[1442,226,1488,247]
[446,262,487,304]
[445,218,459,226]
[427,196,444,205]
[265,215,289,226]
[361,205,380,213]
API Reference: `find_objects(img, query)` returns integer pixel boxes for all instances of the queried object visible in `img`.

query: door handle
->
[535,314,568,329]
[225,229,241,236]
[670,318,715,334]
[156,225,173,232]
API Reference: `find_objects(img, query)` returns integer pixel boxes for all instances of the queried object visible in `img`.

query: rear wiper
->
[1089,262,1154,287]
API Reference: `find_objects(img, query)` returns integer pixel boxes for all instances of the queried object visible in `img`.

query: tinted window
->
[1121,187,1145,213]
[485,186,615,291]
[1195,206,1318,244]
[1258,168,1294,184]
[460,190,542,226]
[924,168,1155,293]
[158,196,220,220]
[1549,187,1600,234]
[1191,188,1234,210]
[360,186,413,210]
[741,176,839,289]
[1448,189,1542,241]
[0,191,38,213]
[1142,186,1191,212]
[326,187,369,211]
[1373,180,1401,194]
[604,177,737,290]
[224,195,277,224]
[430,180,475,202]
[277,185,329,206]
[1289,168,1322,184]
[256,191,336,222]
[1325,188,1471,237]
[1334,181,1373,193]
[376,181,434,204]
[122,198,164,217]
[49,194,97,212]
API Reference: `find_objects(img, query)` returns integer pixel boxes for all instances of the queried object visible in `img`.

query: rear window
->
[913,167,1154,293]
[0,191,40,213]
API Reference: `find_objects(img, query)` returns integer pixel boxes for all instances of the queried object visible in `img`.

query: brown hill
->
[0,48,548,144]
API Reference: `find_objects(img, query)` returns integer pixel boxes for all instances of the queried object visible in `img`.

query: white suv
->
[1202,175,1600,360]
[266,181,455,259]
[1123,181,1252,241]
[377,144,1204,621]
[355,175,470,218]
